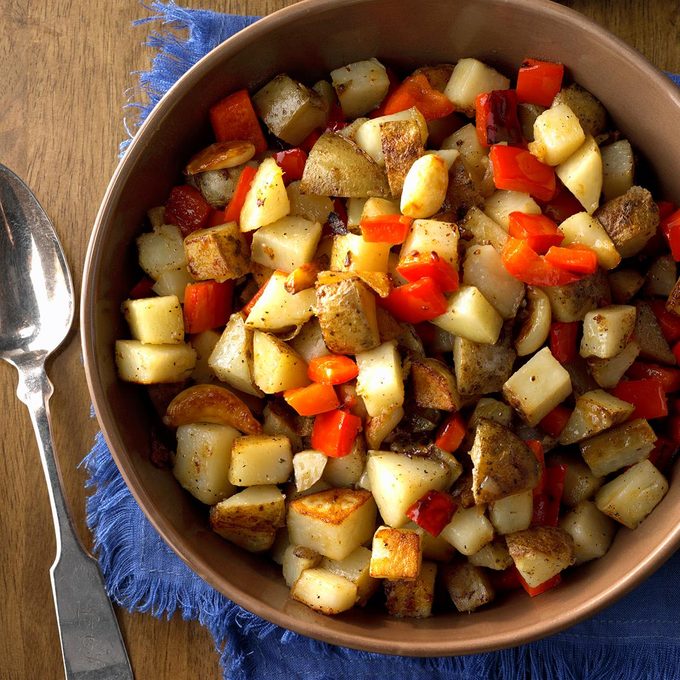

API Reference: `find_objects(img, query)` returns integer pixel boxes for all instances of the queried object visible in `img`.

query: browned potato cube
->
[552,84,607,137]
[453,334,516,396]
[315,276,380,354]
[542,269,611,322]
[184,222,250,281]
[441,157,485,220]
[370,526,422,580]
[384,562,437,618]
[443,562,495,613]
[634,301,676,365]
[410,356,462,411]
[381,119,424,196]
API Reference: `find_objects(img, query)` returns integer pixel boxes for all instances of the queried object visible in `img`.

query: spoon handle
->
[16,360,134,680]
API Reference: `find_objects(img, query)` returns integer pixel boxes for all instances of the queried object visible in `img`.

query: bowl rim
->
[82,0,680,656]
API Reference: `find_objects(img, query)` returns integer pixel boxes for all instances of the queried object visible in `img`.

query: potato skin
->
[184,222,250,281]
[410,356,462,411]
[542,268,611,323]
[440,157,485,221]
[552,84,607,137]
[453,333,516,396]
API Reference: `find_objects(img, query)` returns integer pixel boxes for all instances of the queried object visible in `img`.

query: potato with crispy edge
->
[380,119,424,196]
[552,83,607,138]
[385,561,437,618]
[453,334,516,396]
[559,389,634,445]
[410,356,462,411]
[370,526,422,580]
[290,568,358,615]
[443,562,495,613]
[184,221,250,281]
[321,546,379,606]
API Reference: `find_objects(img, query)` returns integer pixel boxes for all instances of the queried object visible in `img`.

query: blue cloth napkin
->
[85,3,680,678]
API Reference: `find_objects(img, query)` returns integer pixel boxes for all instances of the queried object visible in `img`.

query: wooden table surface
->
[2,0,679,677]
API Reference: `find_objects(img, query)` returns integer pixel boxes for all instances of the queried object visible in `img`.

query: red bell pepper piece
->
[382,73,455,120]
[507,211,563,254]
[183,280,233,334]
[611,378,668,419]
[475,90,523,147]
[501,238,580,287]
[208,209,227,227]
[224,165,258,224]
[539,405,572,438]
[164,185,212,237]
[283,383,340,417]
[406,490,458,536]
[308,355,359,385]
[300,128,322,153]
[526,439,545,495]
[310,409,362,458]
[519,572,562,597]
[490,566,523,592]
[649,300,680,344]
[531,464,567,527]
[378,277,448,324]
[396,251,460,293]
[627,362,680,393]
[544,245,598,275]
[274,148,308,184]
[660,208,680,261]
[541,184,583,224]
[209,89,267,154]
[673,341,680,366]
[129,276,155,299]
[489,145,556,202]
[516,59,564,107]
[648,436,677,474]
[657,201,676,222]
[360,214,413,244]
[435,413,466,453]
[550,321,579,364]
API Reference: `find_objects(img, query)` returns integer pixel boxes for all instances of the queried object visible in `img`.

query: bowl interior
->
[83,0,680,655]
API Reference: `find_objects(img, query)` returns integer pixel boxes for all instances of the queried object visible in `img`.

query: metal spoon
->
[0,164,133,679]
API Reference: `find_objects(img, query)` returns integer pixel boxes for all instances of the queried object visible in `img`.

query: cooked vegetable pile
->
[115,55,680,617]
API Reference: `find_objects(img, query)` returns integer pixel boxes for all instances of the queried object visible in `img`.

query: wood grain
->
[0,1,677,678]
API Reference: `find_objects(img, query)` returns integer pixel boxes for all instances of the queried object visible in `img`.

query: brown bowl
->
[82,0,680,655]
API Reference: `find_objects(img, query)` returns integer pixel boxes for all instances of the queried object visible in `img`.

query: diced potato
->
[469,539,513,570]
[399,218,459,267]
[444,58,510,115]
[580,305,636,359]
[253,74,327,146]
[381,119,425,196]
[634,301,676,365]
[559,500,616,564]
[400,154,449,219]
[228,434,293,486]
[302,131,390,199]
[323,436,366,487]
[365,406,404,451]
[460,206,508,252]
[515,287,551,357]
[559,389,634,445]
[542,269,611,323]
[468,398,513,429]
[355,341,404,417]
[488,489,534,535]
[316,277,380,354]
[183,221,251,282]
[645,256,676,297]
[173,423,239,505]
[483,190,540,229]
[282,545,322,587]
[462,244,525,319]
[595,186,659,258]
[595,459,668,529]
[262,402,302,451]
[122,295,184,345]
[440,505,494,556]
[370,525,422,580]
[152,267,193,302]
[609,269,645,303]
[529,103,585,166]
[384,562,437,618]
[286,181,334,225]
[552,84,607,138]
[557,457,603,506]
[558,212,621,270]
[402,521,456,562]
[190,168,237,208]
[443,562,495,613]
[503,347,572,426]
[432,285,503,345]
[245,271,315,331]
[210,485,286,552]
[287,488,377,560]
[293,450,327,493]
[252,331,309,394]
[601,140,634,201]
[556,135,602,214]
[321,546,379,606]
[361,197,400,220]
[470,419,540,503]
[115,340,196,384]
[290,568,358,615]
[367,451,450,528]
[441,123,489,184]
[331,58,390,118]
[251,216,322,273]
[240,158,289,233]
[137,224,186,280]
[330,232,390,272]
[506,526,575,588]
[285,479,333,502]
[587,340,640,389]
[289,318,330,363]
[410,356,461,411]
[147,206,165,229]
[354,108,428,166]
[580,418,657,477]
[190,329,220,383]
